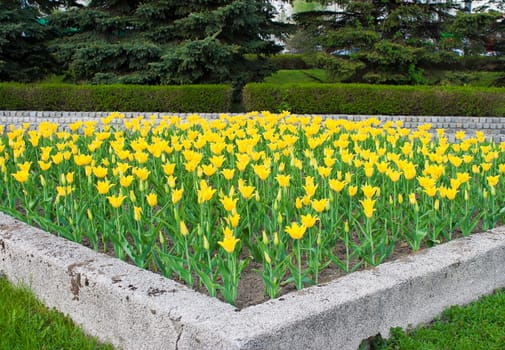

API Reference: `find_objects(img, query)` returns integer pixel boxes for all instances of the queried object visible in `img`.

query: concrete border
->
[1,111,505,142]
[2,211,505,349]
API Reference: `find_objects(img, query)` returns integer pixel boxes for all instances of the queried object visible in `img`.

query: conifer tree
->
[49,0,285,86]
[0,0,55,82]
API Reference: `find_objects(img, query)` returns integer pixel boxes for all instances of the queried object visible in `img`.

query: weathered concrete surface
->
[1,210,505,350]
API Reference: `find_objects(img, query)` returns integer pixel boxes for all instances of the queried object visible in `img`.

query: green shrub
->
[0,83,233,112]
[459,56,505,71]
[243,83,505,116]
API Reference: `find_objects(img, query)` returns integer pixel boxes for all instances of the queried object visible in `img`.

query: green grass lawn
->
[264,69,503,87]
[0,276,114,350]
[263,69,329,84]
[370,288,505,350]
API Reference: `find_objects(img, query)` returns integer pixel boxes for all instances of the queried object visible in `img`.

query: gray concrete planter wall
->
[1,111,505,142]
[2,211,505,350]
[1,111,505,348]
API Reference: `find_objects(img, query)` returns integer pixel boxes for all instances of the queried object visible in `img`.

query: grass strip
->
[371,289,505,350]
[0,276,114,350]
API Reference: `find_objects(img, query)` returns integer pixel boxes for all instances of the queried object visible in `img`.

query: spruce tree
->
[292,0,460,84]
[0,0,55,82]
[49,0,285,86]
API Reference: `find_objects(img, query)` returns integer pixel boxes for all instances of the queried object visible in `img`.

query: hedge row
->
[242,83,505,116]
[0,83,233,112]
[2,82,505,116]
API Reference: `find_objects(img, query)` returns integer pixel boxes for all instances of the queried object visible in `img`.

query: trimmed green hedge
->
[243,83,505,116]
[0,83,233,112]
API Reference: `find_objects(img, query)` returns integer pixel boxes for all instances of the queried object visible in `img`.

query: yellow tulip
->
[424,186,437,197]
[275,174,291,188]
[450,178,462,190]
[167,175,177,188]
[361,184,378,198]
[253,164,271,181]
[133,151,148,164]
[133,167,150,181]
[448,155,462,168]
[120,175,134,188]
[133,206,142,221]
[446,187,458,200]
[348,185,358,197]
[200,164,216,177]
[312,198,329,213]
[171,188,184,204]
[487,175,499,188]
[51,153,63,165]
[317,166,331,178]
[63,172,73,184]
[455,130,465,140]
[162,162,176,176]
[482,162,492,172]
[303,176,318,197]
[403,163,416,180]
[56,185,72,197]
[203,235,210,250]
[360,198,376,219]
[38,160,52,171]
[328,179,346,193]
[146,192,158,207]
[93,166,108,178]
[180,220,189,237]
[238,179,255,199]
[301,214,318,228]
[73,154,92,166]
[209,155,225,168]
[235,153,250,171]
[226,212,240,228]
[218,227,240,253]
[96,180,113,195]
[284,222,307,240]
[387,169,401,182]
[197,180,216,204]
[221,168,235,180]
[220,195,238,212]
[364,165,374,178]
[107,195,126,209]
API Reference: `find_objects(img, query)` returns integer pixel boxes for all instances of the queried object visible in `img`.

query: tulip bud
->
[264,251,271,264]
[262,230,269,245]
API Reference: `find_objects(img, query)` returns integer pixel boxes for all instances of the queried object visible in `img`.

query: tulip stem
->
[296,240,303,290]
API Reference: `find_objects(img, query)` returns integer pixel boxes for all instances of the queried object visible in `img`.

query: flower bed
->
[1,111,504,306]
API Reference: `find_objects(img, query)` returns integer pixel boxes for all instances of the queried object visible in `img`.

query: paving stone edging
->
[2,211,505,349]
[1,110,505,141]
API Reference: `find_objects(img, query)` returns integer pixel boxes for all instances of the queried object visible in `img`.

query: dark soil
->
[79,231,449,309]
[9,202,486,309]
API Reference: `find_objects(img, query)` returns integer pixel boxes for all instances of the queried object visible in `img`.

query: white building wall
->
[270,0,502,20]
